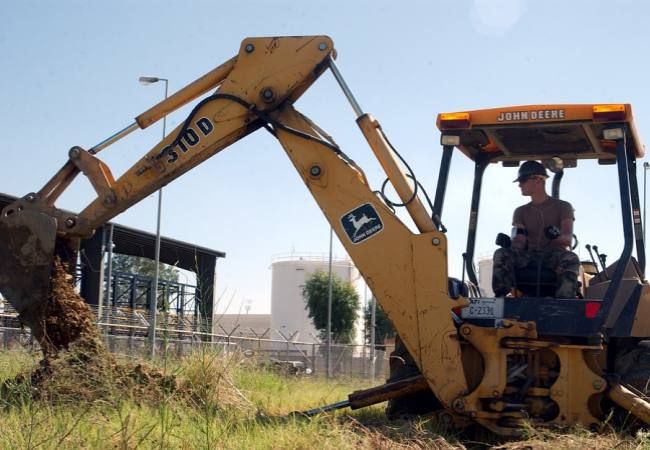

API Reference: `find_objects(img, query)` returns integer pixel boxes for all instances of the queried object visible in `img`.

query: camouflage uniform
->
[492,246,580,298]
[493,174,579,298]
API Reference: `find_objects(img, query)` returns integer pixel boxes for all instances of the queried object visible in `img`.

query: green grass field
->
[0,348,649,450]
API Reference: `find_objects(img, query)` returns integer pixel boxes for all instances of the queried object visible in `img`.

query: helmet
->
[513,161,548,182]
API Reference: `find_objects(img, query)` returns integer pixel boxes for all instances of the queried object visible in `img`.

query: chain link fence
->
[0,300,393,379]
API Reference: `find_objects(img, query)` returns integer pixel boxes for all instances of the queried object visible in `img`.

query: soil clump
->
[1,257,180,406]
[32,257,100,357]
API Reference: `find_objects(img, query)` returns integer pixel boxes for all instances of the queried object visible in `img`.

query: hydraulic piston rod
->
[329,57,435,233]
[608,382,650,425]
[296,374,429,417]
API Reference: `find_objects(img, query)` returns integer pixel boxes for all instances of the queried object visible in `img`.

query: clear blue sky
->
[1,1,649,313]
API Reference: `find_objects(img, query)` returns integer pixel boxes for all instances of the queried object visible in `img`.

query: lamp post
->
[370,295,376,382]
[643,161,650,245]
[326,227,333,378]
[139,76,168,358]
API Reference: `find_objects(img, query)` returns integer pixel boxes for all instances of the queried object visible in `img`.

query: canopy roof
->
[436,104,645,163]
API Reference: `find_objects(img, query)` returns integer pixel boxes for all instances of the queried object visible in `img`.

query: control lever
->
[585,244,600,276]
[593,245,609,279]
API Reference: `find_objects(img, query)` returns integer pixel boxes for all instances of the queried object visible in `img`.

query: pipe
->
[608,382,650,425]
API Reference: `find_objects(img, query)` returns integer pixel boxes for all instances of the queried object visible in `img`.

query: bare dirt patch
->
[1,258,252,411]
[1,257,179,405]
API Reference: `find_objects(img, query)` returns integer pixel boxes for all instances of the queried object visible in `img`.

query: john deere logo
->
[341,203,383,244]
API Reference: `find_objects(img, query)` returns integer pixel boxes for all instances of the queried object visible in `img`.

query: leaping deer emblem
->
[347,213,377,239]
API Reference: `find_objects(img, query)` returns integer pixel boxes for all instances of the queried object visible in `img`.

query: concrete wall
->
[213,314,272,336]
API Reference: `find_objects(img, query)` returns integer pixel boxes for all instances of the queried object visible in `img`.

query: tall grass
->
[0,348,649,449]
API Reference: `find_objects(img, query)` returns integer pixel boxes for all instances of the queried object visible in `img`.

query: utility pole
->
[139,76,169,358]
[370,296,376,382]
[643,161,650,245]
[326,227,333,378]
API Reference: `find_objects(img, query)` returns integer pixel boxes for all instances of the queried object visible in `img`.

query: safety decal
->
[341,203,383,244]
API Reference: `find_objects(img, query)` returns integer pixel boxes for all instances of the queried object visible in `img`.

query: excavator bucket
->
[0,209,57,326]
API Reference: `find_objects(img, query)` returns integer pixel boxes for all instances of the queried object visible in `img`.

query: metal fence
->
[0,300,393,380]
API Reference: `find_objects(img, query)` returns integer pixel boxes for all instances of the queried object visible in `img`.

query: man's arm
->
[551,217,574,249]
[512,222,528,249]
[511,206,527,249]
[551,200,576,249]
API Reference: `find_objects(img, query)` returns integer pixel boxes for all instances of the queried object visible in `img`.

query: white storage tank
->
[270,254,365,344]
[478,257,494,297]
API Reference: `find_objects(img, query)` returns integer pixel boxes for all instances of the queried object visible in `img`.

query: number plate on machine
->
[461,298,504,319]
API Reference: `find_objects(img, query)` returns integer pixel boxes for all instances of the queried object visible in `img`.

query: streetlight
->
[326,227,333,378]
[643,161,650,245]
[139,76,168,358]
[370,295,376,382]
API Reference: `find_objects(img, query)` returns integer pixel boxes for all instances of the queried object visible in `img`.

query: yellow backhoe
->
[1,36,649,436]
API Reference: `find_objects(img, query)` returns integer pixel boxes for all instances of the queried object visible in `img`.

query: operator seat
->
[514,258,557,297]
[514,256,585,298]
[493,232,579,298]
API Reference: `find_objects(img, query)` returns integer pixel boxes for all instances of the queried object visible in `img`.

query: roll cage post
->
[627,141,646,276]
[433,144,491,290]
[464,157,490,287]
[601,127,646,331]
[432,145,454,231]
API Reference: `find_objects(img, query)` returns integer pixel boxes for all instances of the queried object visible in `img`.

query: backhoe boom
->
[0,35,468,427]
[5,34,650,437]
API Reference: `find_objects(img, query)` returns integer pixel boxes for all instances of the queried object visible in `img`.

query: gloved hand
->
[495,233,511,248]
[545,225,561,240]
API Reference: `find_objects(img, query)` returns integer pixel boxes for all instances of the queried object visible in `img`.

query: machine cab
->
[434,104,648,338]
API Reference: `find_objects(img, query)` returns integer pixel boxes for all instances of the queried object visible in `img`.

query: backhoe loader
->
[1,36,650,436]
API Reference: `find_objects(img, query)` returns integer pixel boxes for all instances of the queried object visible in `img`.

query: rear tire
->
[385,334,441,419]
[615,341,650,394]
[607,341,650,428]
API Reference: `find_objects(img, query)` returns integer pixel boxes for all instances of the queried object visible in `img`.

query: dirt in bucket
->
[32,256,101,357]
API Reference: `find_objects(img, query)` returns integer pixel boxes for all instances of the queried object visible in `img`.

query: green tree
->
[364,300,395,350]
[302,270,360,344]
[109,254,179,282]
